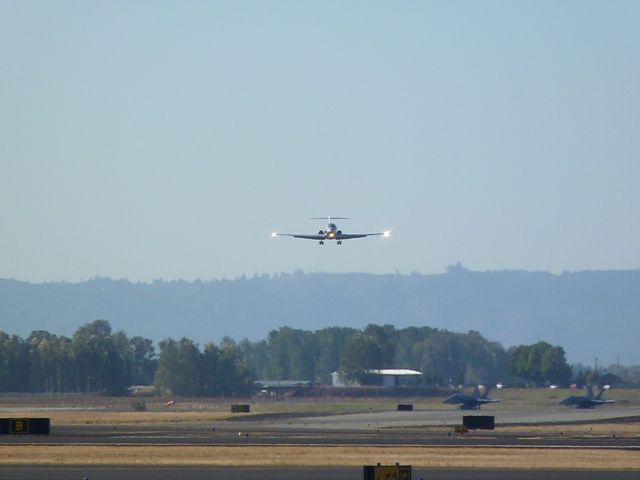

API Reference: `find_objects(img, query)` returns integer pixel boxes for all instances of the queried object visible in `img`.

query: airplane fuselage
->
[443,390,500,410]
[320,223,342,240]
[559,396,614,408]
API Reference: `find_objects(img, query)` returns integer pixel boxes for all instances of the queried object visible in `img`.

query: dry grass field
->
[5,410,237,426]
[0,445,638,469]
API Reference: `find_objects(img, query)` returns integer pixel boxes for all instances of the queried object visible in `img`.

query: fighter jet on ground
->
[272,217,390,245]
[559,385,616,409]
[443,385,501,410]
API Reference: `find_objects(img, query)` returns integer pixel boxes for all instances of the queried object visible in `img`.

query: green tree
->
[155,337,204,396]
[0,332,29,392]
[363,324,396,367]
[315,327,357,383]
[266,327,318,380]
[215,338,253,396]
[339,332,384,384]
[201,341,220,395]
[27,330,55,392]
[238,338,270,380]
[72,320,128,394]
[508,342,571,385]
[128,336,157,385]
[51,335,75,392]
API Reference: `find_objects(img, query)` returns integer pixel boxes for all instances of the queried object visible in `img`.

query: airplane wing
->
[336,232,389,240]
[273,233,325,240]
[272,230,390,241]
[478,398,501,403]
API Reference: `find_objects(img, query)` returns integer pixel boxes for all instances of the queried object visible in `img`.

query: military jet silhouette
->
[443,385,501,410]
[559,385,615,409]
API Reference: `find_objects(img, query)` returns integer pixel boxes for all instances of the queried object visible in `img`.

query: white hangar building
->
[331,369,423,387]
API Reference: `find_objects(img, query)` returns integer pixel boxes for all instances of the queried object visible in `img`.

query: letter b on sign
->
[10,419,29,434]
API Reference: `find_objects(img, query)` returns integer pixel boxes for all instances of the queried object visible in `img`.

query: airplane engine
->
[318,230,324,235]
[337,230,342,235]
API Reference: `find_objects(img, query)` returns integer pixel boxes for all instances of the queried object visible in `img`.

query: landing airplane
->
[443,385,501,410]
[559,385,615,409]
[272,217,391,245]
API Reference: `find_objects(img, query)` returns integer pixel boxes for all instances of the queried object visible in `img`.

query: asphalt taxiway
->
[3,423,639,448]
[260,405,640,430]
[0,466,638,480]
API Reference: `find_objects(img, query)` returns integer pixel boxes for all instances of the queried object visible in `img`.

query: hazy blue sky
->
[1,1,639,282]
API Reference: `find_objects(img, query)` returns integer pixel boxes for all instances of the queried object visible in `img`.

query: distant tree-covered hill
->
[1,266,639,364]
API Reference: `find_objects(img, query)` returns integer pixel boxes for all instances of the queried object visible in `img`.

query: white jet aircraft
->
[272,217,390,245]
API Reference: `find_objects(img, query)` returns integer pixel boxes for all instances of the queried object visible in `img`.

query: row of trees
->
[239,325,509,386]
[0,320,155,395]
[509,342,572,385]
[155,337,252,396]
[0,320,573,395]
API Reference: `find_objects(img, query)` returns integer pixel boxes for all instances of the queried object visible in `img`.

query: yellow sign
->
[10,419,29,434]
[375,466,398,480]
[373,465,411,480]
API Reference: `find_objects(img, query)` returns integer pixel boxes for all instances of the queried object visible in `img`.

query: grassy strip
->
[27,411,235,425]
[1,389,639,418]
[0,445,638,469]
[2,388,637,410]
[489,422,640,436]
[398,421,640,436]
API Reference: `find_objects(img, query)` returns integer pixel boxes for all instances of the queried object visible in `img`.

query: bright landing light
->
[271,232,278,237]
[382,230,391,238]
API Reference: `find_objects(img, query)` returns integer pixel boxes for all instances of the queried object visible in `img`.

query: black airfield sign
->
[463,415,495,430]
[0,418,50,435]
[363,464,412,480]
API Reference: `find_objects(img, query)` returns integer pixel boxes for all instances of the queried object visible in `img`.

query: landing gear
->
[319,240,324,245]
[337,240,342,245]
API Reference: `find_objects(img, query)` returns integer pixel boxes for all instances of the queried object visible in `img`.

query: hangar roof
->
[367,369,423,376]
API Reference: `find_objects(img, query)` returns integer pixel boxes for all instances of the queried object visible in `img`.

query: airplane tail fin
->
[482,385,494,399]
[309,217,350,222]
[472,385,481,399]
[595,386,608,400]
[586,385,594,400]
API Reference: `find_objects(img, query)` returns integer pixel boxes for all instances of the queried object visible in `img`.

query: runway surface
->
[3,424,639,448]
[0,466,638,480]
[3,404,639,448]
[251,405,640,430]
[1,404,639,479]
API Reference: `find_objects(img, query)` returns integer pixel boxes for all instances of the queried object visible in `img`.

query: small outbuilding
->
[254,380,313,397]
